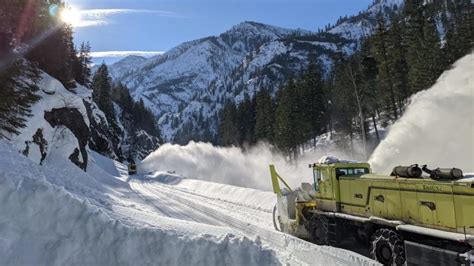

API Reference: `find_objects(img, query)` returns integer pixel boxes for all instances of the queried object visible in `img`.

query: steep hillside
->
[4,71,160,170]
[109,2,403,143]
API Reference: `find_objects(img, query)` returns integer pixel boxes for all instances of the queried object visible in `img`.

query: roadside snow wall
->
[0,141,279,266]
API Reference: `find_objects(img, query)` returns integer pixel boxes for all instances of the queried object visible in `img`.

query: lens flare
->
[48,4,59,17]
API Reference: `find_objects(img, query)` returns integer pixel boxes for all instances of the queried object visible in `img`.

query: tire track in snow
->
[130,180,223,226]
[130,179,377,266]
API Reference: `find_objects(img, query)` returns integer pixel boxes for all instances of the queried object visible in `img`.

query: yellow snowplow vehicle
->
[270,157,474,265]
[128,161,137,175]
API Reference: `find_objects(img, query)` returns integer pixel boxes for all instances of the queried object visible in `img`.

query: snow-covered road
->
[129,175,377,265]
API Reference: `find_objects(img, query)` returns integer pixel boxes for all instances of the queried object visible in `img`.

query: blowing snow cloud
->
[369,52,474,174]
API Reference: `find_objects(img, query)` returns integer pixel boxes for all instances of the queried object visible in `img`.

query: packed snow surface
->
[0,140,375,265]
[370,52,474,174]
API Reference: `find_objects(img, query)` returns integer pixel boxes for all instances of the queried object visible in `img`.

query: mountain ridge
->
[108,1,403,143]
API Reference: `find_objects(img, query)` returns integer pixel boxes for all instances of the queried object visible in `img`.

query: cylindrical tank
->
[391,165,423,178]
[431,168,463,179]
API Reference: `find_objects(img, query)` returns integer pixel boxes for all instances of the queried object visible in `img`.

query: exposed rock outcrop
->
[44,107,89,170]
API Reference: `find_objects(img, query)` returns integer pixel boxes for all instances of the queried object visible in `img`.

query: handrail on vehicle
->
[269,165,293,196]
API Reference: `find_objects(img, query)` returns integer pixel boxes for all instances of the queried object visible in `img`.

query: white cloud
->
[81,9,178,17]
[76,8,186,28]
[90,51,165,58]
[74,20,108,28]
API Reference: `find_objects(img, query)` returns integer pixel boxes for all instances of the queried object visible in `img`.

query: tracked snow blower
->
[270,157,474,265]
[128,160,137,175]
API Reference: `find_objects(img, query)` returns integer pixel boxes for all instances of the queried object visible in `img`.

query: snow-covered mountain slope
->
[109,2,403,143]
[0,139,376,265]
[328,0,403,40]
[108,55,147,80]
[116,21,303,114]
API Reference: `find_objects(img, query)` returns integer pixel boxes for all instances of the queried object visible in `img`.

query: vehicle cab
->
[310,157,371,212]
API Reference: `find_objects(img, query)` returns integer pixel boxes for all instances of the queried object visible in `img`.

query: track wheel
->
[369,228,405,265]
[309,215,329,245]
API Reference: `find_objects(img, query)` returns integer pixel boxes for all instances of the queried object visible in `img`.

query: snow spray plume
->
[140,141,359,191]
[369,52,474,174]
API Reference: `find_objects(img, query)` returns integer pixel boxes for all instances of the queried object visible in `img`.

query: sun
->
[60,6,82,27]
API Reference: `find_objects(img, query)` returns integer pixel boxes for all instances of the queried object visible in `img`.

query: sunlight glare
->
[60,7,81,27]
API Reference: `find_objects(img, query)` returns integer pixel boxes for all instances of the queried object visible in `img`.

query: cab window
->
[336,168,369,178]
[321,168,331,180]
[313,169,321,191]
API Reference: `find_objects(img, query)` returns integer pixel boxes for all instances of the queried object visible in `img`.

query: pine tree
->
[329,52,360,156]
[255,87,275,142]
[26,3,77,89]
[358,38,381,144]
[404,0,445,92]
[75,42,92,87]
[0,0,39,54]
[274,80,300,160]
[0,59,40,139]
[274,84,292,157]
[386,13,409,109]
[113,83,135,112]
[444,0,473,64]
[238,93,256,144]
[372,12,399,120]
[218,101,240,146]
[92,64,115,121]
[300,63,326,146]
[423,3,447,83]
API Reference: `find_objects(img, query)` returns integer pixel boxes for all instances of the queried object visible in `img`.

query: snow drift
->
[370,52,474,174]
[0,141,279,266]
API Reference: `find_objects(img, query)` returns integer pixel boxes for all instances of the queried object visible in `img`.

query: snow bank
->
[0,141,279,266]
[370,52,474,174]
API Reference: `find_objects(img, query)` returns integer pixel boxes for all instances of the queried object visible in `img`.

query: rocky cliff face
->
[9,73,92,170]
[44,107,90,170]
[7,71,160,171]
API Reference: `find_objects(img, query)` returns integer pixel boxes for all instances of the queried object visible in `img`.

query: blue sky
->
[68,0,372,64]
